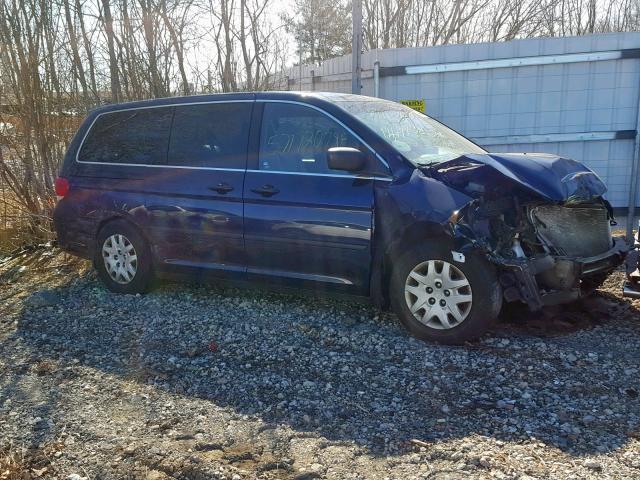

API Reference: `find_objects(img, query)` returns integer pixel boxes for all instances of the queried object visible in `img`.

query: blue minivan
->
[53,92,628,343]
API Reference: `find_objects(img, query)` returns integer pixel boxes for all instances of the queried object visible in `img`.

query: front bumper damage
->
[427,152,632,310]
[499,237,629,310]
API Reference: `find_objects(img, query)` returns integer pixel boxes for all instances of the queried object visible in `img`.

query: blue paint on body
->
[53,91,621,304]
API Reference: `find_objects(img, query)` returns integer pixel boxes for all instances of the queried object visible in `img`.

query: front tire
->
[390,243,502,344]
[95,220,154,294]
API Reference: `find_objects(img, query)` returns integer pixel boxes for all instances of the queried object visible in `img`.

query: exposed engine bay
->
[427,153,630,310]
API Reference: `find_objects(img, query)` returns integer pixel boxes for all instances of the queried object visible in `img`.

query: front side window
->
[168,102,252,168]
[79,107,173,165]
[334,98,485,166]
[259,103,361,174]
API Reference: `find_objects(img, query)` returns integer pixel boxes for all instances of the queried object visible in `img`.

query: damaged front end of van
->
[429,153,629,310]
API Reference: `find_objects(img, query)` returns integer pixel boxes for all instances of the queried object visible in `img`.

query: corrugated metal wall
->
[285,33,640,208]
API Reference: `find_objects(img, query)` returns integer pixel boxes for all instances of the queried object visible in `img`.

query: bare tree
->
[101,0,122,101]
[0,0,288,245]
[1,0,640,247]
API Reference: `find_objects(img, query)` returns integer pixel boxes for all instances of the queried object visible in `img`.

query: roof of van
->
[88,91,384,115]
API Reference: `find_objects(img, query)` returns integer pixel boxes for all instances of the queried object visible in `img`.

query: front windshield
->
[334,98,485,166]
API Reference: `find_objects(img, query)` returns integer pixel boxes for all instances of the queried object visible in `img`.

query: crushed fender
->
[423,153,630,310]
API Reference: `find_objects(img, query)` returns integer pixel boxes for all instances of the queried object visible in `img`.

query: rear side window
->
[78,107,173,165]
[258,103,361,174]
[168,102,252,168]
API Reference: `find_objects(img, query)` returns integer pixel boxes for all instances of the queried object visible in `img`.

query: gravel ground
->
[1,248,639,479]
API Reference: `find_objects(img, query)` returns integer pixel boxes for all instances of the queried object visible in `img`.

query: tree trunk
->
[101,0,121,102]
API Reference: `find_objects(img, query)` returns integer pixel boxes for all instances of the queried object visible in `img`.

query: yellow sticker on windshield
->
[400,99,425,113]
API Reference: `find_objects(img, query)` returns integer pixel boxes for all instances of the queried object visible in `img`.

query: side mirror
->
[327,147,366,172]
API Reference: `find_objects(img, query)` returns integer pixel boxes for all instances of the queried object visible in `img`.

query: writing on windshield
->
[334,99,485,166]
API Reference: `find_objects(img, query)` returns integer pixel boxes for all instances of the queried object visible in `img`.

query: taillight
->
[55,177,70,200]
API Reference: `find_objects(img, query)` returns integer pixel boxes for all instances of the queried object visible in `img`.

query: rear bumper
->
[53,202,94,260]
[55,228,93,260]
[498,237,629,310]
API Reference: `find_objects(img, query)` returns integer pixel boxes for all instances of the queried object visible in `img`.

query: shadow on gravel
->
[8,274,640,457]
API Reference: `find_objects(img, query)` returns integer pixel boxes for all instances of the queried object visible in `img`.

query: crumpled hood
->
[431,152,607,202]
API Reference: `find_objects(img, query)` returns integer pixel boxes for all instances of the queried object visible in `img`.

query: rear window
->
[78,107,173,165]
[168,102,252,168]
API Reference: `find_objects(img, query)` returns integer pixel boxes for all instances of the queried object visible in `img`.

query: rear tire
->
[95,219,154,294]
[390,243,502,344]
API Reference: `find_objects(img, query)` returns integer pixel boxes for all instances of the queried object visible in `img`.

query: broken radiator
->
[531,205,612,257]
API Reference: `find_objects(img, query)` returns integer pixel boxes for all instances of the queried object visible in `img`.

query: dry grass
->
[30,360,58,377]
[0,442,63,479]
[0,447,28,480]
[0,448,48,480]
[0,247,90,313]
[0,184,55,255]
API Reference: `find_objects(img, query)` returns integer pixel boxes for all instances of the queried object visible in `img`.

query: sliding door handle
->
[209,183,234,194]
[251,184,280,197]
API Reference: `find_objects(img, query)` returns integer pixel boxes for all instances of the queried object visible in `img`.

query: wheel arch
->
[93,214,154,265]
[370,220,453,309]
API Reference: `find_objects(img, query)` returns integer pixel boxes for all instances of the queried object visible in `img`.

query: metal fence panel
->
[285,32,640,208]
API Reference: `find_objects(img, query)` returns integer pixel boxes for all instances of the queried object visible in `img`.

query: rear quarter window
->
[78,107,173,165]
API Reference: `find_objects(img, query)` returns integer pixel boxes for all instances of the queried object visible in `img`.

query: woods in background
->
[289,0,640,62]
[0,0,288,247]
[0,0,639,248]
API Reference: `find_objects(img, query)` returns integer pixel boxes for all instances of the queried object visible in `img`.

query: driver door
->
[243,102,378,294]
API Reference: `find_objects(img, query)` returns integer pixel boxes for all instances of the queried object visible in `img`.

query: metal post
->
[627,124,640,244]
[351,0,362,94]
[627,90,640,242]
[310,70,315,91]
[299,48,303,92]
[373,61,380,97]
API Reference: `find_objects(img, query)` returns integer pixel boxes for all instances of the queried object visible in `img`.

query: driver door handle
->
[251,184,280,197]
